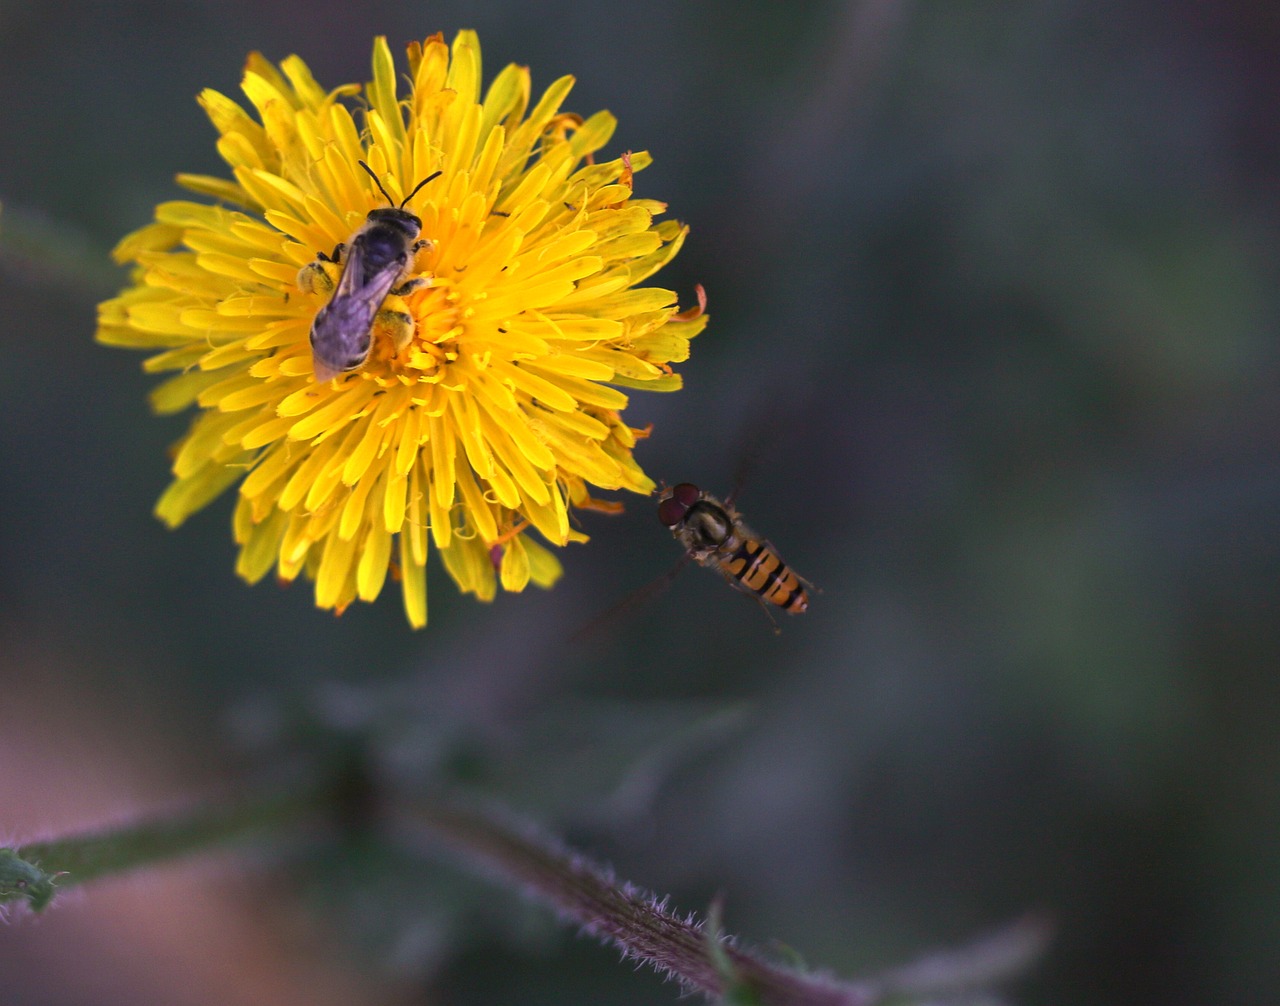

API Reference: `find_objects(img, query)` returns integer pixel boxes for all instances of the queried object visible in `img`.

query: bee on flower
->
[97,31,706,627]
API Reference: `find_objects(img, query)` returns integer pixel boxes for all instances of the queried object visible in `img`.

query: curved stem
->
[393,796,877,1006]
[6,777,330,911]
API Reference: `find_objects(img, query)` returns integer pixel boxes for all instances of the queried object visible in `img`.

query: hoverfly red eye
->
[658,483,701,527]
[657,495,687,527]
[672,483,701,506]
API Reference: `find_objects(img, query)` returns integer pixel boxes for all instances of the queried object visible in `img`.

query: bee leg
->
[297,257,340,295]
[324,242,346,263]
[372,305,416,353]
[390,276,429,297]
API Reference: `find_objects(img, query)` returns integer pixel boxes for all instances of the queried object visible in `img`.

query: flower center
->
[359,280,462,386]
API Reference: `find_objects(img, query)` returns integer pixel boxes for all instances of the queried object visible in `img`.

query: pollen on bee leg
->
[372,305,416,352]
[391,276,430,296]
[297,259,339,295]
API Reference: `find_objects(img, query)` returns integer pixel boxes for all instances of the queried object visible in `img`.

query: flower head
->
[98,31,706,627]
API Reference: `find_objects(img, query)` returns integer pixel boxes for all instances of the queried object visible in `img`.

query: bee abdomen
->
[725,540,808,613]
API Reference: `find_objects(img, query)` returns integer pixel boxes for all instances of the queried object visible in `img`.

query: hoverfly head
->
[657,483,702,528]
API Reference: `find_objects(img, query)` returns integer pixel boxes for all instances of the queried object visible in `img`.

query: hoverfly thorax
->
[659,483,731,552]
[680,501,734,552]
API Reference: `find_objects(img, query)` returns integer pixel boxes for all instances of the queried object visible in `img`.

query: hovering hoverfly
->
[572,479,813,643]
[658,483,810,623]
[299,160,440,382]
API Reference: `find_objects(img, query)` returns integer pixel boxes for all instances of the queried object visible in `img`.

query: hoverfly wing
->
[725,426,767,509]
[722,390,795,508]
[569,553,692,647]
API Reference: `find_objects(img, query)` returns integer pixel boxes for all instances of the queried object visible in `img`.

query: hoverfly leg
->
[758,599,782,634]
[714,562,782,633]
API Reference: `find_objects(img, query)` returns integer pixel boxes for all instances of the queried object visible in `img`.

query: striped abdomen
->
[723,538,809,613]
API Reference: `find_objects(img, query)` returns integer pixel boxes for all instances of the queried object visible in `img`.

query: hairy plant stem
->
[7,777,331,909]
[394,797,877,1006]
[6,775,1040,1003]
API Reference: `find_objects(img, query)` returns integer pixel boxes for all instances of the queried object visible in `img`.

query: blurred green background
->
[2,1,1278,1004]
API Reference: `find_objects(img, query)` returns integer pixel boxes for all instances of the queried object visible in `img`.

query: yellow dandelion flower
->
[97,31,706,627]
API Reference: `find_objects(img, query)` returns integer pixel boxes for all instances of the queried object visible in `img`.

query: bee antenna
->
[357,160,397,206]
[399,170,442,208]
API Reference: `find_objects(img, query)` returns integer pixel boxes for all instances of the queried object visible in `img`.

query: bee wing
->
[311,296,379,381]
[335,236,402,301]
[310,241,404,381]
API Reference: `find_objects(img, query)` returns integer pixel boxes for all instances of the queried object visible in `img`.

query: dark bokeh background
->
[2,2,1278,1004]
